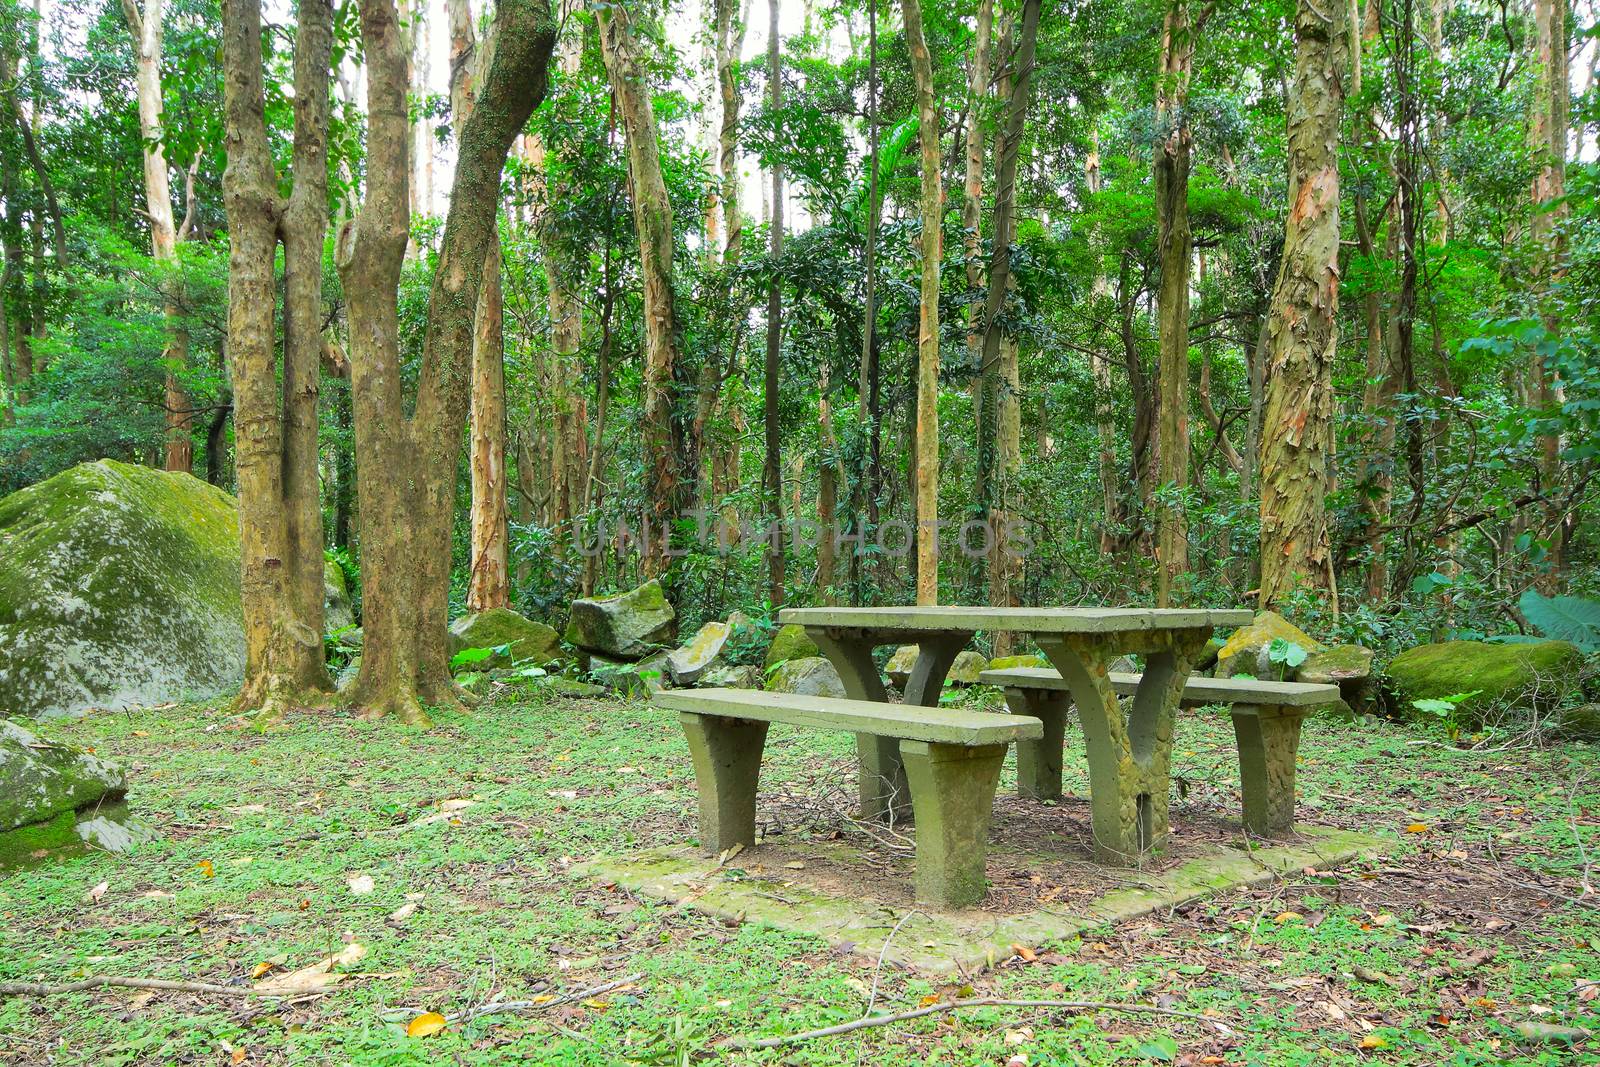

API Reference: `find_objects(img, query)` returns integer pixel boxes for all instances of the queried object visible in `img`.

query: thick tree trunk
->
[598,5,685,580]
[120,0,194,473]
[1257,0,1348,614]
[220,0,334,720]
[338,0,555,725]
[902,0,941,606]
[1153,0,1197,606]
[762,0,785,607]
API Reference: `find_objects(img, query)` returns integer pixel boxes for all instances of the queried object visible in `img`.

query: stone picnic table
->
[777,605,1253,864]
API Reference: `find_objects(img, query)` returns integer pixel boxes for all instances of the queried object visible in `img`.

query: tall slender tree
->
[762,0,785,607]
[1258,0,1350,612]
[902,0,941,605]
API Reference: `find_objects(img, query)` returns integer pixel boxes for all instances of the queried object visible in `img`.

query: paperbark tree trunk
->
[1086,140,1122,554]
[220,0,334,720]
[121,0,194,473]
[1257,0,1348,614]
[762,0,785,607]
[979,0,1041,649]
[1153,0,1199,606]
[903,0,942,606]
[453,0,511,613]
[598,5,685,580]
[338,0,555,725]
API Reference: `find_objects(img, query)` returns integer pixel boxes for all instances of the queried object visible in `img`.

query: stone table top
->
[778,606,1253,635]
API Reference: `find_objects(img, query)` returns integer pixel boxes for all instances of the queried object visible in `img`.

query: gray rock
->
[1300,644,1376,711]
[535,677,608,700]
[768,657,846,698]
[565,580,676,659]
[947,650,989,686]
[666,621,732,685]
[885,645,920,688]
[324,562,356,633]
[0,719,125,833]
[702,664,762,689]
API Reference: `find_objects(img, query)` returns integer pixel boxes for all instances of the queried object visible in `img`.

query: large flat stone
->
[574,825,1385,974]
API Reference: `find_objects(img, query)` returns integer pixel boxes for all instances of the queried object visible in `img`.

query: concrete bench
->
[656,688,1043,908]
[978,667,1339,838]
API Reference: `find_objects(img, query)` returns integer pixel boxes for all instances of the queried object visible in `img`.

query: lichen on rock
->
[0,460,246,718]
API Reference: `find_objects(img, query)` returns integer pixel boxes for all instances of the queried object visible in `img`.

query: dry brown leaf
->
[388,901,418,923]
[83,881,109,904]
[254,943,366,994]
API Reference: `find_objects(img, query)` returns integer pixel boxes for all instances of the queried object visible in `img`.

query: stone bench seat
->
[978,667,1339,838]
[656,688,1044,908]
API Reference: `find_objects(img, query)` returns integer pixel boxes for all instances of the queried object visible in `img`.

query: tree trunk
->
[713,0,751,261]
[1354,191,1395,603]
[220,0,334,720]
[1086,140,1122,554]
[1153,0,1198,606]
[762,0,785,607]
[964,0,994,504]
[854,0,883,603]
[120,0,194,472]
[452,0,511,613]
[1529,0,1569,589]
[979,0,1041,649]
[338,0,555,725]
[598,5,685,580]
[1257,0,1348,614]
[902,0,941,606]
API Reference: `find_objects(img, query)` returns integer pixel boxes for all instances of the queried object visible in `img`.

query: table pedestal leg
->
[1037,632,1204,865]
[900,740,1007,907]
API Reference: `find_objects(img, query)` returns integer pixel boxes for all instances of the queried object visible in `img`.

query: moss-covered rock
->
[702,664,762,689]
[565,580,676,659]
[986,653,1048,672]
[885,644,920,688]
[762,624,819,671]
[1215,611,1325,679]
[449,607,566,668]
[0,460,246,718]
[1553,704,1600,742]
[1300,643,1376,711]
[324,562,355,633]
[0,719,124,832]
[767,657,846,698]
[1385,640,1583,721]
[947,650,989,686]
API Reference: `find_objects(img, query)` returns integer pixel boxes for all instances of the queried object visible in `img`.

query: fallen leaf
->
[388,901,418,923]
[1405,823,1428,834]
[255,943,366,994]
[1275,911,1303,924]
[406,1011,448,1038]
[195,860,215,879]
[1514,1021,1592,1043]
[347,874,375,895]
[1010,943,1038,962]
[1359,1034,1388,1050]
[917,994,941,1007]
[140,890,175,899]
[82,881,109,904]
[230,1047,247,1065]
[1004,1026,1034,1045]
[250,961,277,979]
[227,804,268,815]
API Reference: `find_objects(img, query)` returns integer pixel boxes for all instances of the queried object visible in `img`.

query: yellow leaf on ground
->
[407,1012,447,1038]
[1275,911,1303,924]
[1405,823,1428,834]
[250,961,277,979]
[195,860,215,878]
[1010,943,1038,962]
[229,1046,247,1065]
[529,994,556,1005]
[581,998,610,1010]
[917,994,942,1007]
[1359,1035,1388,1050]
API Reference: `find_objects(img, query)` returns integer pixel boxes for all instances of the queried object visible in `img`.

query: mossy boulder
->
[703,664,762,689]
[0,460,246,718]
[449,608,566,668]
[666,621,732,685]
[565,580,676,659]
[885,645,920,688]
[0,719,125,832]
[1300,643,1376,711]
[324,562,355,633]
[986,653,1048,672]
[947,650,989,686]
[762,624,819,671]
[1553,704,1600,742]
[1215,611,1325,680]
[1385,640,1584,721]
[768,657,846,698]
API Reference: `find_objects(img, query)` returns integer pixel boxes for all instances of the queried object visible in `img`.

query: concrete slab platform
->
[573,825,1387,974]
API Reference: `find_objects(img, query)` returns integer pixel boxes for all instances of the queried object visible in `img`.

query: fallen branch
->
[0,976,295,999]
[446,973,643,1024]
[730,996,1234,1049]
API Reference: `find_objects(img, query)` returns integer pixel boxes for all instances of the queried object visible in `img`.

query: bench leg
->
[1231,705,1305,837]
[808,630,908,824]
[900,740,1006,908]
[679,712,768,855]
[1004,688,1067,801]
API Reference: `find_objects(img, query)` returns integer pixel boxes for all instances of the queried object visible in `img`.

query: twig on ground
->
[444,973,643,1025]
[730,996,1234,1049]
[0,976,299,999]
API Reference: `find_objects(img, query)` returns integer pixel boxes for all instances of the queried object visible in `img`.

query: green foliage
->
[1518,590,1600,654]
